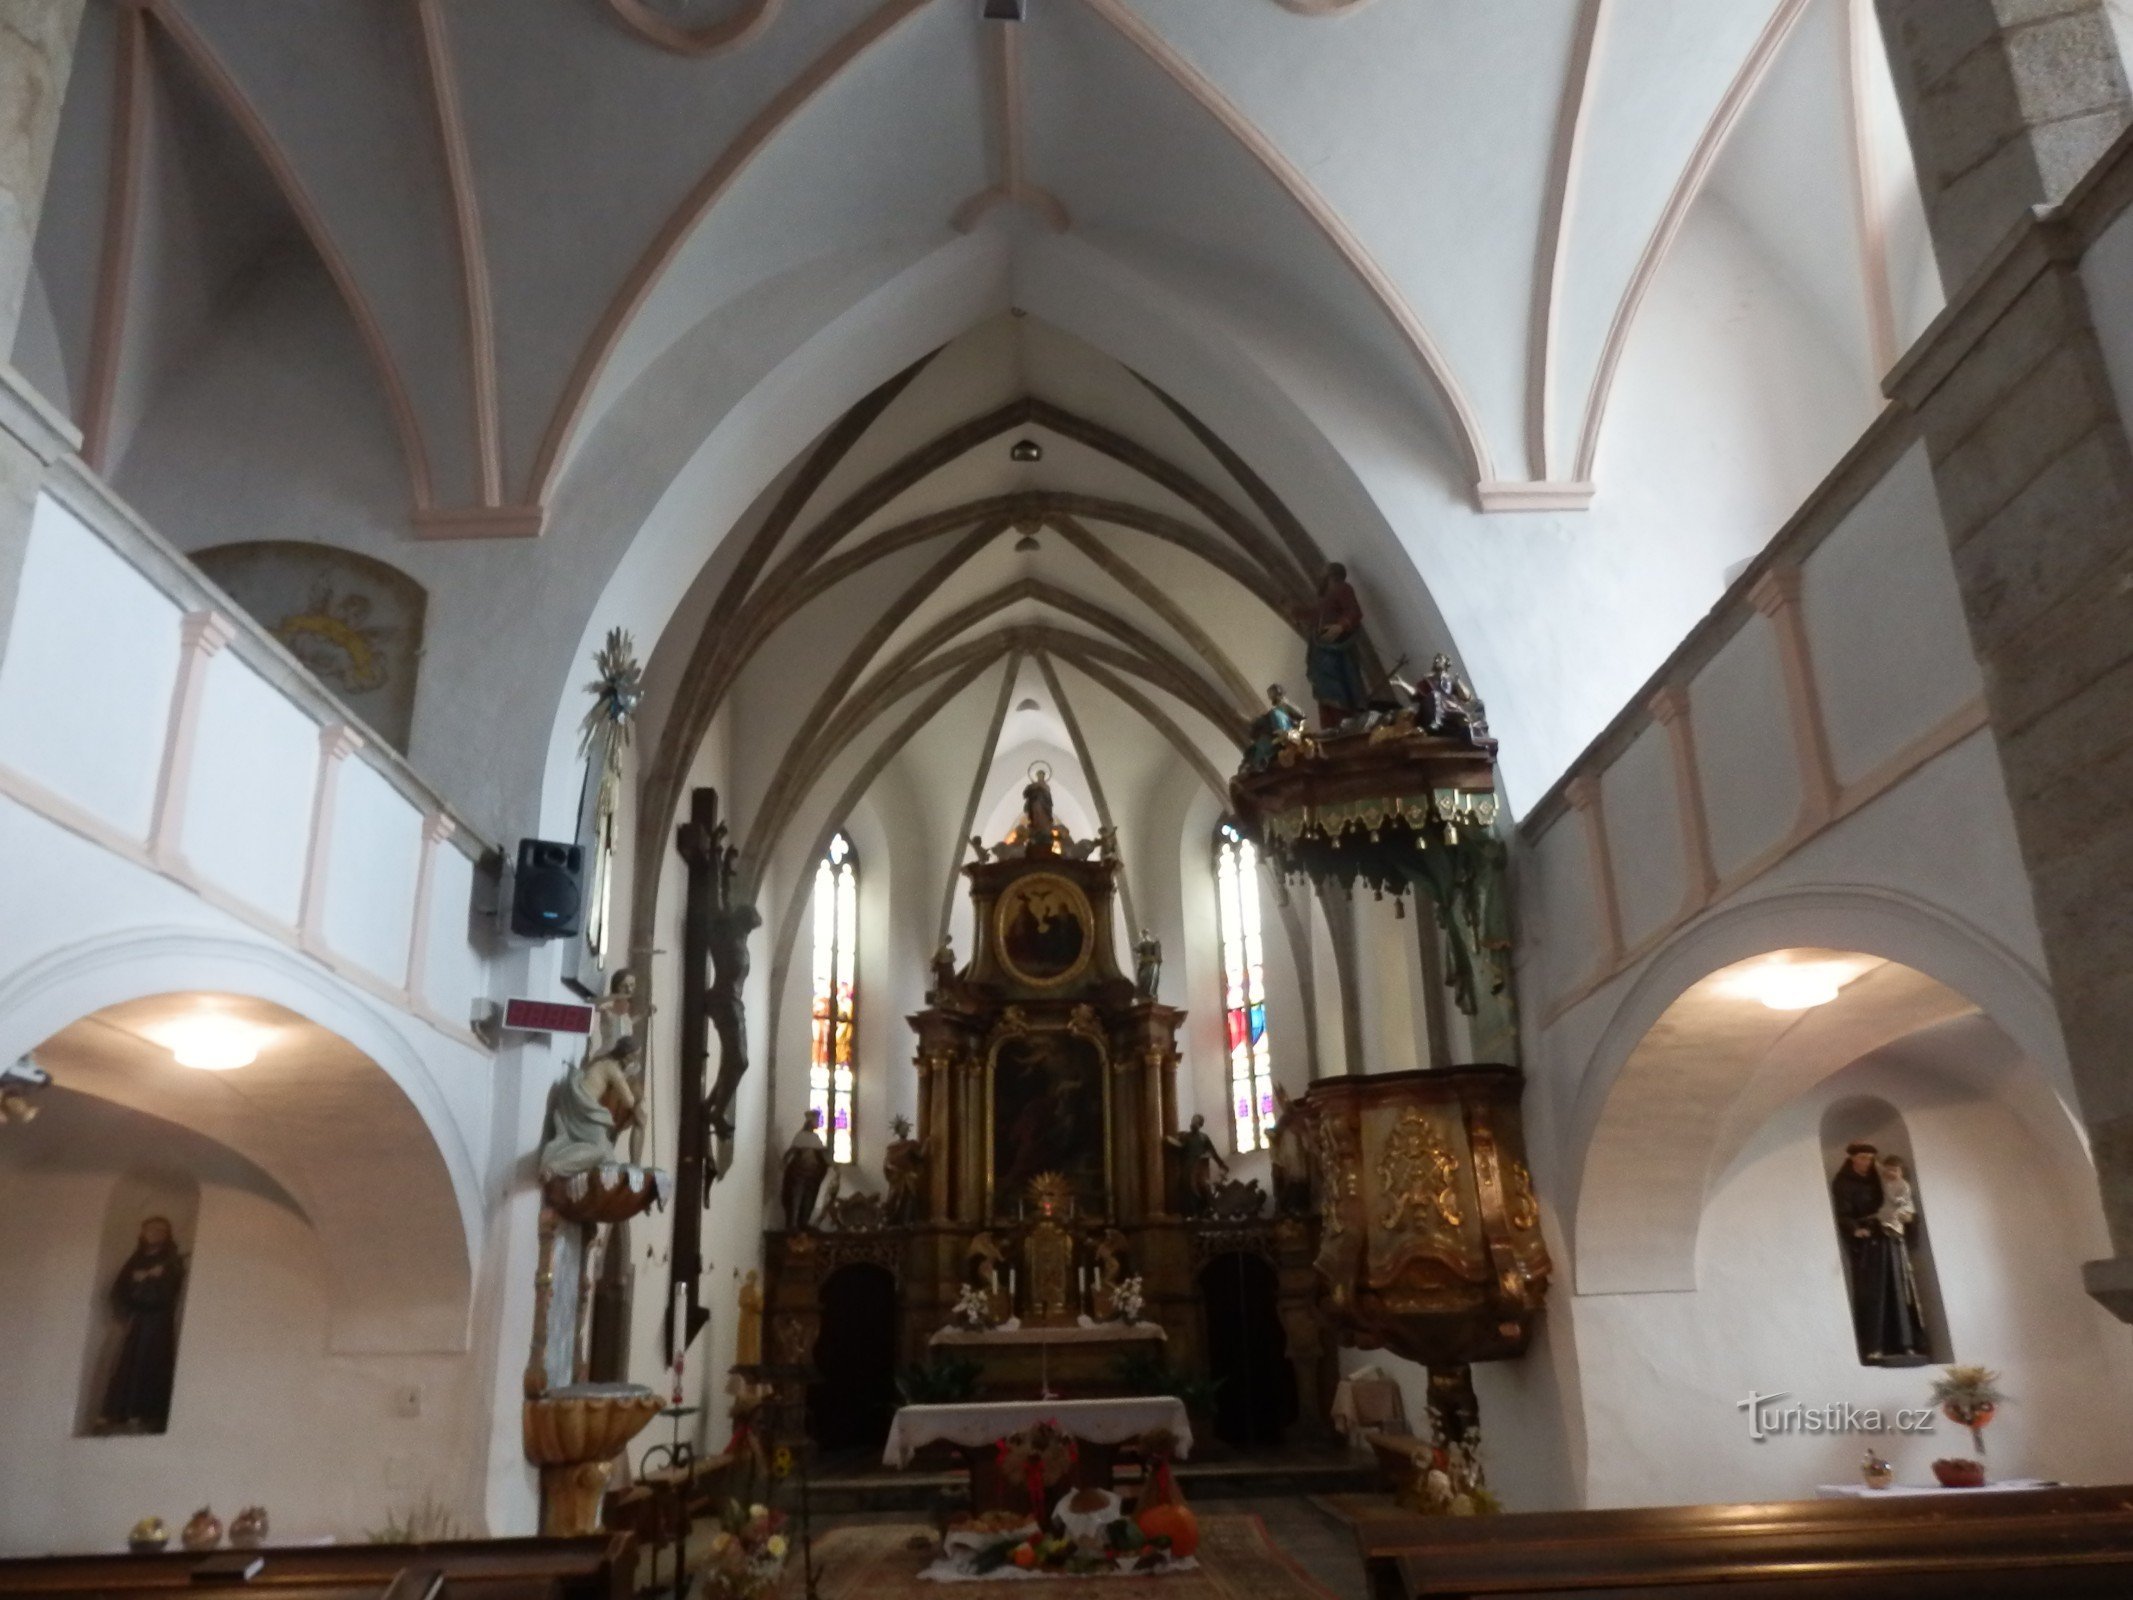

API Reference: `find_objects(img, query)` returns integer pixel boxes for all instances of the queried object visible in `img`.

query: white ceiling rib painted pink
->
[13,0,1942,839]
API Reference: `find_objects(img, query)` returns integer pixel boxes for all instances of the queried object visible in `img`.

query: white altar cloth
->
[929,1321,1166,1348]
[1816,1478,2058,1499]
[883,1396,1193,1467]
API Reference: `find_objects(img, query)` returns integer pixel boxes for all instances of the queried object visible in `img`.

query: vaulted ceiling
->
[24,0,1921,517]
[14,0,1938,836]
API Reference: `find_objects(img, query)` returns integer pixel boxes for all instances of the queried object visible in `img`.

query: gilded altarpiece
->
[760,783,1336,1444]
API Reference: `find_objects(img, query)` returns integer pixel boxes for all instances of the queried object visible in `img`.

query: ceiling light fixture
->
[983,0,1027,20]
[1009,438,1043,462]
[1016,697,1041,712]
[1723,959,1852,1012]
[162,1015,264,1071]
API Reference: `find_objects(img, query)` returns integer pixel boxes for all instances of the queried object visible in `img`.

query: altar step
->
[805,1448,1380,1515]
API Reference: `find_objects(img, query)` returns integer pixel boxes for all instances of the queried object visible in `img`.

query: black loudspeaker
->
[511,839,584,940]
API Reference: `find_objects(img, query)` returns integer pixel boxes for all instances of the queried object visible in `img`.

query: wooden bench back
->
[1361,1485,2133,1599]
[0,1536,633,1600]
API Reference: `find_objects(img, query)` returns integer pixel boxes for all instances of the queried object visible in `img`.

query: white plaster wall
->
[320,760,422,987]
[0,494,180,838]
[0,1092,482,1554]
[1799,443,1979,786]
[1600,723,1687,951]
[183,651,318,927]
[2081,197,2133,462]
[421,846,481,1025]
[1573,1050,2133,1507]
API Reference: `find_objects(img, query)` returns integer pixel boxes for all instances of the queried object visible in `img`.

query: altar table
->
[882,1396,1194,1468]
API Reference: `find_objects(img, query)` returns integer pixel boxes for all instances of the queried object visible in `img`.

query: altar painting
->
[988,1028,1107,1214]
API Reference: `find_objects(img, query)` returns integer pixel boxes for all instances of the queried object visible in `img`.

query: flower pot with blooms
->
[1111,1275,1146,1325]
[699,1500,789,1600]
[1929,1365,2004,1455]
[952,1283,998,1332]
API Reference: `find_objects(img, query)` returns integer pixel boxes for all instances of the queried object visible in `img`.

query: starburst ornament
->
[580,628,645,778]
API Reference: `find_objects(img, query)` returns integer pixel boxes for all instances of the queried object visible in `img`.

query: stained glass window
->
[1215,821,1274,1153]
[809,831,858,1163]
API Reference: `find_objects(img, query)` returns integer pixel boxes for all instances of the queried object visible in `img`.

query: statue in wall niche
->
[1165,1113,1231,1218]
[96,1217,187,1434]
[1269,1085,1314,1218]
[538,1038,642,1180]
[1134,928,1163,1000]
[779,1109,832,1232]
[1295,563,1369,730]
[1830,1143,1930,1365]
[883,1115,930,1225]
[1245,684,1310,771]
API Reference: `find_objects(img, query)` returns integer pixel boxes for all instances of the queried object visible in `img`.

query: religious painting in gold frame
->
[992,873,1096,989]
[984,1008,1112,1220]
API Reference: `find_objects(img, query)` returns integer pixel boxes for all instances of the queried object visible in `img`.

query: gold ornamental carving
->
[1505,1161,1539,1232]
[1377,1108,1463,1236]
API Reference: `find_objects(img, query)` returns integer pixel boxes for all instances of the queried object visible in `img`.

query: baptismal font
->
[522,995,671,1535]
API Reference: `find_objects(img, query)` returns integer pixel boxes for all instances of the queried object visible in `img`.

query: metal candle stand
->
[634,1404,698,1600]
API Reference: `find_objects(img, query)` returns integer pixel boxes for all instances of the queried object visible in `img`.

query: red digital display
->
[502,997,595,1035]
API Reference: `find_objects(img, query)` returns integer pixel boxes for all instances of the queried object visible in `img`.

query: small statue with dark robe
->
[883,1115,929,1225]
[1296,563,1368,729]
[98,1217,186,1434]
[780,1109,832,1232]
[1134,928,1163,1000]
[1165,1113,1231,1217]
[1269,1084,1314,1217]
[1831,1142,1928,1364]
[928,939,958,1004]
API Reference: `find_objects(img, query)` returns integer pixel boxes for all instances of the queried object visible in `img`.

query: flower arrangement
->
[1111,1274,1146,1324]
[952,1282,998,1331]
[1930,1364,2004,1455]
[700,1500,789,1600]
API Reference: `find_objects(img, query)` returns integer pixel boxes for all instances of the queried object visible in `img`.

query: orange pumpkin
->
[1010,1543,1038,1569]
[1136,1503,1200,1560]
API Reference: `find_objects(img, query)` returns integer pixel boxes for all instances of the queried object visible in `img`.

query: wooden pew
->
[1359,1484,2133,1598]
[0,1535,633,1600]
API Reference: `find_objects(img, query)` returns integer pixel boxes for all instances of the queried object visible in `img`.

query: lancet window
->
[1215,820,1274,1153]
[809,831,858,1163]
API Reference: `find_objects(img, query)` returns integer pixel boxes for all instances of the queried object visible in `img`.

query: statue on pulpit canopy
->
[1245,684,1310,772]
[1165,1113,1230,1217]
[780,1109,831,1231]
[1295,563,1369,729]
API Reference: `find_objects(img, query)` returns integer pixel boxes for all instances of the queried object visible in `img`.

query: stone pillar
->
[0,0,87,351]
[1875,5,2133,1316]
[1875,0,2132,289]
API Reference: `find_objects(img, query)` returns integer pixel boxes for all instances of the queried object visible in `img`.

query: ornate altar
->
[758,773,1336,1447]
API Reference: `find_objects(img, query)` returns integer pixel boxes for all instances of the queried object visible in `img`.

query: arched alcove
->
[0,934,480,1356]
[1568,887,2072,1296]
